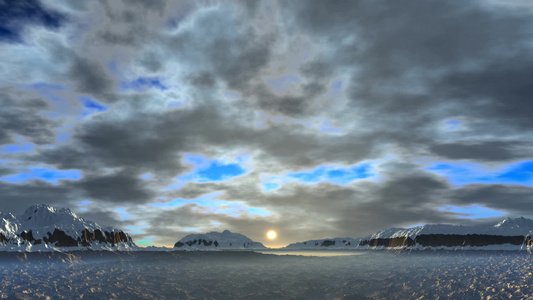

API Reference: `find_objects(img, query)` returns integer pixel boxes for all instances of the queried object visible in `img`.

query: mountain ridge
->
[285,217,533,250]
[0,204,136,252]
[174,230,266,250]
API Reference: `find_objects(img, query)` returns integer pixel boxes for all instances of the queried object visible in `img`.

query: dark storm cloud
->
[0,88,56,145]
[0,167,15,177]
[452,184,533,217]
[91,0,190,49]
[38,104,217,176]
[165,5,274,91]
[34,99,381,209]
[72,171,155,204]
[440,60,533,130]
[0,180,75,213]
[0,0,67,43]
[68,56,116,103]
[289,0,531,76]
[38,92,379,182]
[149,205,214,229]
[282,0,533,159]
[250,82,329,117]
[430,141,533,162]
[137,51,164,73]
[77,207,135,229]
[124,0,166,13]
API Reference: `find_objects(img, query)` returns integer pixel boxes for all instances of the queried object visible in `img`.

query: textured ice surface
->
[0,250,532,299]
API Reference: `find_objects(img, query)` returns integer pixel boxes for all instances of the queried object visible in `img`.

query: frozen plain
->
[0,250,532,299]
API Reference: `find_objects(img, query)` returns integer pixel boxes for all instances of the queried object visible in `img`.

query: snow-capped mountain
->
[358,217,533,250]
[174,230,266,250]
[284,237,361,249]
[0,204,136,252]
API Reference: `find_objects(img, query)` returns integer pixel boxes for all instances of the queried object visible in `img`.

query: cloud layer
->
[1,0,532,247]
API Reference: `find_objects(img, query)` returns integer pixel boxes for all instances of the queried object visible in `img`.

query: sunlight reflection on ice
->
[256,250,366,257]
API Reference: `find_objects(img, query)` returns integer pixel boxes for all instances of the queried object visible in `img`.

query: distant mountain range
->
[286,217,533,250]
[0,204,136,251]
[284,237,361,249]
[174,230,266,250]
[2,205,533,251]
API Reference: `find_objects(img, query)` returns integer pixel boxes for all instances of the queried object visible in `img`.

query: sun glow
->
[266,230,277,240]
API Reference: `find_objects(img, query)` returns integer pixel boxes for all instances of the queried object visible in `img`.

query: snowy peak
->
[364,217,533,241]
[174,230,266,250]
[0,205,137,252]
[359,217,533,250]
[284,237,361,249]
[20,204,85,229]
[494,217,533,231]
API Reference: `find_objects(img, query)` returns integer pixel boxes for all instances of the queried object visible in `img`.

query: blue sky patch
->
[124,225,149,234]
[183,227,201,232]
[115,207,132,220]
[426,160,533,186]
[331,79,343,90]
[80,96,107,111]
[443,119,462,131]
[121,77,168,91]
[0,142,35,154]
[438,204,505,219]
[140,173,153,180]
[150,192,223,208]
[135,237,155,247]
[196,161,245,181]
[289,162,374,184]
[29,82,64,90]
[172,154,247,184]
[261,162,376,191]
[262,182,280,192]
[0,167,82,184]
[77,200,91,211]
[319,120,342,134]
[80,96,107,116]
[150,192,271,217]
[155,193,272,217]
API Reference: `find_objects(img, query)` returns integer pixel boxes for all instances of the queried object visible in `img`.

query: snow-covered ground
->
[0,250,532,299]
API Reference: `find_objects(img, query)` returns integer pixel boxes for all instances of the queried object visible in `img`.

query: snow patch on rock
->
[0,204,137,252]
[174,230,266,250]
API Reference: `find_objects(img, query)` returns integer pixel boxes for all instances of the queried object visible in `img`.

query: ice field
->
[0,250,532,299]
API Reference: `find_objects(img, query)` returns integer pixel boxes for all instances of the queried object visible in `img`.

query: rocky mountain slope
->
[174,230,266,250]
[284,237,361,249]
[358,217,533,250]
[0,204,136,251]
[285,217,533,250]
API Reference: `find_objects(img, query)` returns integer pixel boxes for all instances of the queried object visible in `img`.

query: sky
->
[1,0,533,248]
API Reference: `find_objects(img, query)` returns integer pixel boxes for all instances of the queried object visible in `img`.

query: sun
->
[266,230,277,240]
